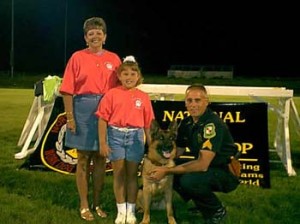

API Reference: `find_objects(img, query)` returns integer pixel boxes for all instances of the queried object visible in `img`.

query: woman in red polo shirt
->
[60,17,121,221]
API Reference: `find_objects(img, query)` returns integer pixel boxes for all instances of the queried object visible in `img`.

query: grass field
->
[0,74,300,224]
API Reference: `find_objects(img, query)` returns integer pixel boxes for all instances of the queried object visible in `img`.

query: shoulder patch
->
[203,123,216,139]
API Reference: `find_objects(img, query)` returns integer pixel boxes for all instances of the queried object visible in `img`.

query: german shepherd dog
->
[136,120,178,224]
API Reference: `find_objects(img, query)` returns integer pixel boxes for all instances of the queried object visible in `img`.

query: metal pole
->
[10,0,14,78]
[64,0,68,67]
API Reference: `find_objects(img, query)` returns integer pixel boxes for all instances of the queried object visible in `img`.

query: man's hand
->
[148,166,169,181]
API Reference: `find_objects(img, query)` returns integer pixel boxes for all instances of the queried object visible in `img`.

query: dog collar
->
[145,156,166,166]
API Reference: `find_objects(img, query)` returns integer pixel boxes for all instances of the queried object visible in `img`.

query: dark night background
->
[0,0,299,77]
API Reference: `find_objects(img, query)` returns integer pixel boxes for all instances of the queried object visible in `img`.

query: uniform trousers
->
[173,161,239,217]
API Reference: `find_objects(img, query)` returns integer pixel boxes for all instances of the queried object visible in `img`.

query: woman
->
[59,17,121,221]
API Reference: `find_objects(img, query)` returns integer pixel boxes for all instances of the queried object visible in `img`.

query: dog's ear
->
[168,121,178,133]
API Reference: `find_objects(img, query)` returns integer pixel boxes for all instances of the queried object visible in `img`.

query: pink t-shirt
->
[95,86,155,128]
[60,49,121,95]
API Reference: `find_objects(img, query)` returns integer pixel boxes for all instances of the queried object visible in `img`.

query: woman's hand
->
[66,119,76,133]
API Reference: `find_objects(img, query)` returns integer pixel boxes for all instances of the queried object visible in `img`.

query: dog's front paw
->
[139,216,150,224]
[168,216,177,224]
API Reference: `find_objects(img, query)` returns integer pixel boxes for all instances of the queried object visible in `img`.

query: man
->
[149,84,240,224]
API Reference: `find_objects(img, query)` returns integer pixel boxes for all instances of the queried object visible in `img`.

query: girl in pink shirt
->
[96,56,154,224]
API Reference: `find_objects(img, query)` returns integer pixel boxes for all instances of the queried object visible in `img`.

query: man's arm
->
[149,150,215,181]
[169,150,215,174]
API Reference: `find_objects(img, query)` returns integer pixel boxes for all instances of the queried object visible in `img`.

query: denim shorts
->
[107,126,145,163]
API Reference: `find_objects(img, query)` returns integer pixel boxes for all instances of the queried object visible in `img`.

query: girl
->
[96,56,154,224]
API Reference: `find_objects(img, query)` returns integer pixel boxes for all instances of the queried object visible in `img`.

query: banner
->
[21,98,270,188]
[152,101,270,188]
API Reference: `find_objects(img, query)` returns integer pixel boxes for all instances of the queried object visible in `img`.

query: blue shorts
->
[65,94,102,151]
[107,126,145,163]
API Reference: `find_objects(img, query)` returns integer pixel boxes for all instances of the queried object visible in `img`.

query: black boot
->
[205,206,227,224]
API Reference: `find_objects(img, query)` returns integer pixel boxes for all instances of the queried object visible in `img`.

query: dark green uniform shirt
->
[176,107,238,167]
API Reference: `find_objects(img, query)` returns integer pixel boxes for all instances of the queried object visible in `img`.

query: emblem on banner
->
[40,113,77,174]
[40,113,113,175]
